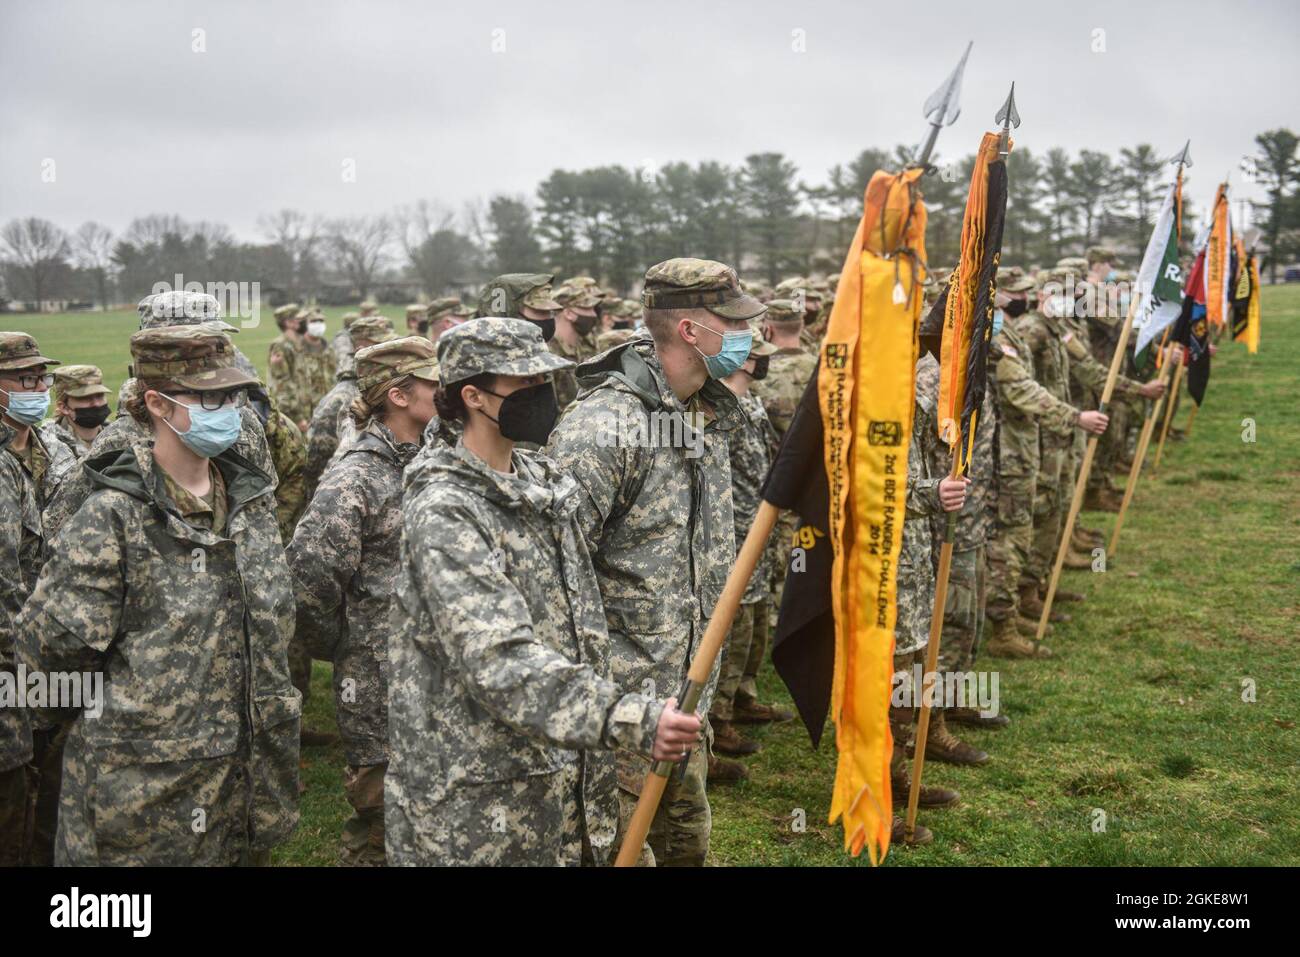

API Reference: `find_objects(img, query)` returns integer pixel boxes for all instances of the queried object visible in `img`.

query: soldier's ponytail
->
[350,374,415,427]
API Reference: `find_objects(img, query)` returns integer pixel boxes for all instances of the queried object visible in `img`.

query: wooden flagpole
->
[904,445,960,840]
[614,502,778,867]
[1108,347,1178,559]
[1035,294,1139,645]
[1152,360,1186,474]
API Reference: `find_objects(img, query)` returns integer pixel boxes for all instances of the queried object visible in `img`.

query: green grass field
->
[6,288,1297,866]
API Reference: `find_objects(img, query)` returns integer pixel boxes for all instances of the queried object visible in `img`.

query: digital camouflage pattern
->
[16,436,300,865]
[896,361,944,655]
[386,441,662,866]
[0,423,38,774]
[751,345,817,439]
[288,418,419,767]
[548,336,740,865]
[727,391,777,605]
[548,327,600,410]
[303,376,359,499]
[437,318,570,383]
[259,395,308,543]
[916,353,994,673]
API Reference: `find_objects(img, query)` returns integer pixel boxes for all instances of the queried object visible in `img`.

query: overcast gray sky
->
[2,0,1296,239]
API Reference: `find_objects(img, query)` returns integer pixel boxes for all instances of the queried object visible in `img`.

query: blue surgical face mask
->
[690,321,752,379]
[159,393,241,458]
[0,388,50,426]
[991,309,1005,336]
[1105,270,1118,282]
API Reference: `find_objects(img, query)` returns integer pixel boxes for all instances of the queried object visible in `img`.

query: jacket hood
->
[84,435,275,527]
[573,338,742,428]
[404,438,578,520]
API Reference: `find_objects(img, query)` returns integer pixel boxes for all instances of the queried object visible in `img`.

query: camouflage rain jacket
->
[17,437,300,865]
[547,339,740,791]
[0,424,39,771]
[287,419,417,767]
[386,440,662,866]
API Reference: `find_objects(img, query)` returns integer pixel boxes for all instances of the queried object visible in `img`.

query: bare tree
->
[72,221,116,308]
[1,217,71,307]
[258,209,323,298]
[325,215,392,296]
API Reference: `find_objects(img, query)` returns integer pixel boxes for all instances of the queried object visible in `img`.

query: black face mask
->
[483,382,560,446]
[750,356,770,381]
[572,314,598,337]
[72,405,111,429]
[527,317,556,342]
[1004,298,1030,318]
[612,320,635,331]
[414,320,430,335]
[294,322,308,335]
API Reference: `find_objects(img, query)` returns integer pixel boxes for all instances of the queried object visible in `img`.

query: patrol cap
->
[349,316,396,344]
[555,282,601,311]
[342,311,360,329]
[0,332,59,371]
[748,326,778,357]
[355,335,440,392]
[437,317,573,383]
[762,298,802,324]
[595,328,640,351]
[478,274,562,317]
[139,291,234,331]
[1002,275,1037,293]
[1086,246,1118,266]
[53,364,109,398]
[405,303,427,320]
[1055,257,1089,275]
[273,302,302,324]
[129,326,258,392]
[641,258,766,321]
[426,296,463,321]
[359,298,379,315]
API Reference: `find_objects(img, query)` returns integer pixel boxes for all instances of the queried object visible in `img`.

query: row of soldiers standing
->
[1,241,1171,864]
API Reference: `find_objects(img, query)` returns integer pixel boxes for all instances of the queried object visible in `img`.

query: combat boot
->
[923,709,989,766]
[300,727,339,747]
[1017,582,1045,618]
[947,706,1010,729]
[1084,487,1122,513]
[891,817,933,846]
[707,753,749,784]
[1078,523,1106,542]
[1015,615,1052,638]
[710,719,760,756]
[732,695,794,725]
[986,616,1053,659]
[1052,586,1086,603]
[891,768,960,808]
[1065,544,1096,569]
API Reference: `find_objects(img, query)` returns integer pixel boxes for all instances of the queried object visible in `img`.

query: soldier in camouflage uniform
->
[0,333,79,865]
[986,278,1108,657]
[888,360,971,845]
[899,354,986,770]
[49,364,111,459]
[268,303,306,427]
[548,281,603,410]
[386,319,698,865]
[358,298,379,318]
[709,329,788,772]
[427,296,473,343]
[1081,248,1132,511]
[751,299,819,609]
[17,325,300,865]
[0,332,68,865]
[332,312,361,378]
[297,308,338,420]
[289,336,439,866]
[477,273,563,344]
[548,258,757,867]
[303,316,396,499]
[915,336,1005,734]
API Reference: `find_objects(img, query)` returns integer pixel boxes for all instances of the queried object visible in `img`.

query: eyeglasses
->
[6,372,55,390]
[164,389,248,411]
